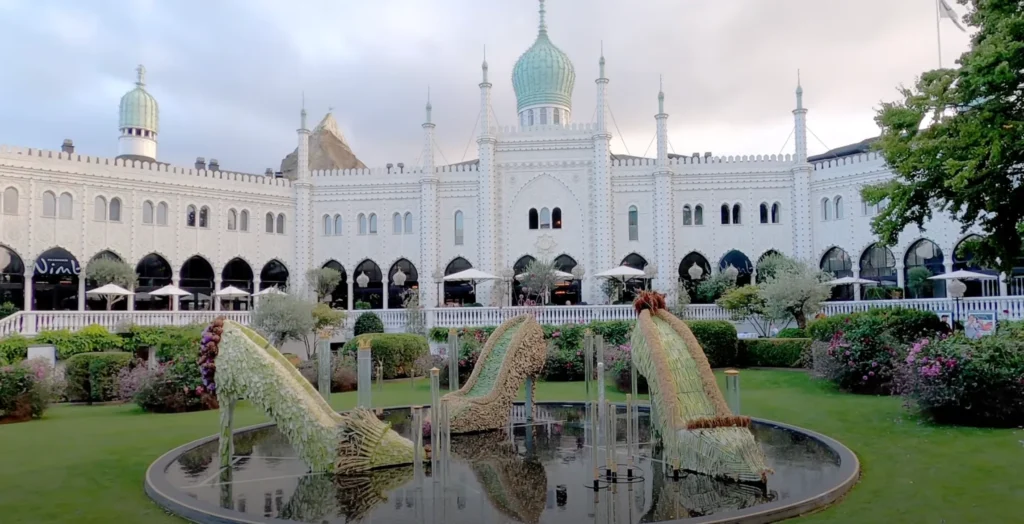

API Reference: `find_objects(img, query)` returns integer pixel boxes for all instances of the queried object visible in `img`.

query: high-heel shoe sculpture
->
[200,318,420,474]
[441,314,547,434]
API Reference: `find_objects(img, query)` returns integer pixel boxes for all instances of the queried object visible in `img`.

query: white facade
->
[0,6,1012,314]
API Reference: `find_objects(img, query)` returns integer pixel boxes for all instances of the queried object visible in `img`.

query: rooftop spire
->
[300,91,307,129]
[658,75,665,114]
[425,86,432,124]
[796,69,804,110]
[538,0,547,37]
[135,64,146,87]
[482,45,489,83]
[599,41,606,78]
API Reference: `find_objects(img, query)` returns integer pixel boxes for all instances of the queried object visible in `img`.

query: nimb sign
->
[34,255,81,276]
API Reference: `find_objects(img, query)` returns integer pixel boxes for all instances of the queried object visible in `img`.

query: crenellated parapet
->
[0,145,293,192]
[495,122,596,137]
[811,151,885,171]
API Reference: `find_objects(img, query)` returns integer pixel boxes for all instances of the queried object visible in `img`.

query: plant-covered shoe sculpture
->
[200,318,419,474]
[441,315,546,434]
[630,291,771,483]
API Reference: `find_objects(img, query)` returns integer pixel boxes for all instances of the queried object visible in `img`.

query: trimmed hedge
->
[807,308,947,343]
[0,334,30,365]
[739,338,811,368]
[65,352,134,403]
[354,312,384,336]
[776,327,806,339]
[689,321,740,368]
[342,333,428,379]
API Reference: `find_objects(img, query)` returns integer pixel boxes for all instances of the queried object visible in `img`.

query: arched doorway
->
[222,258,254,311]
[322,261,348,308]
[552,254,580,305]
[820,247,853,301]
[135,253,172,310]
[85,251,126,311]
[754,249,783,283]
[180,256,214,310]
[719,250,753,287]
[0,245,25,310]
[860,243,897,299]
[444,257,475,305]
[260,260,289,291]
[388,259,418,309]
[619,253,649,303]
[678,252,712,303]
[904,240,945,298]
[952,235,1000,297]
[33,247,80,311]
[512,255,535,305]
[353,260,383,309]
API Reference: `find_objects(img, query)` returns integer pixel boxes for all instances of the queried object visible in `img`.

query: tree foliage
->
[251,293,315,350]
[864,1,1024,273]
[519,258,560,304]
[759,255,833,329]
[86,258,138,290]
[695,270,736,303]
[306,267,341,303]
[717,285,775,337]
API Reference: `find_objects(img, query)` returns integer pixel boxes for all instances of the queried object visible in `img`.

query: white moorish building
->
[0,1,1019,318]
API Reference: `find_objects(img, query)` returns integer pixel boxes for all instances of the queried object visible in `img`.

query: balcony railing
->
[0,296,1021,337]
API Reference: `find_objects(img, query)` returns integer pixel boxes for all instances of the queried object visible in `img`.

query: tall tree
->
[306,267,341,303]
[519,258,560,305]
[863,0,1024,273]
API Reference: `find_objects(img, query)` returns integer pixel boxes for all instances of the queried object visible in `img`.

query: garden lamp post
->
[432,268,444,307]
[949,278,967,329]
[644,264,658,291]
[500,268,515,307]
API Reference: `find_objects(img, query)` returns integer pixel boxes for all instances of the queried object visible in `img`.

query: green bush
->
[776,327,806,339]
[342,333,428,379]
[0,359,57,422]
[64,352,134,403]
[739,339,811,368]
[76,324,123,352]
[353,312,384,336]
[807,308,948,343]
[689,320,739,368]
[33,330,91,359]
[0,334,29,365]
[0,302,18,320]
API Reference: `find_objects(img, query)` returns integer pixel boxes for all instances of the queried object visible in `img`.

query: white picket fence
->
[1,296,1022,337]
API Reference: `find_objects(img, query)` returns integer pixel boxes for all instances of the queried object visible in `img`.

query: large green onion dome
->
[511,0,575,113]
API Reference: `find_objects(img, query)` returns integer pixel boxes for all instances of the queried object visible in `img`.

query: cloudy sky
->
[0,0,972,173]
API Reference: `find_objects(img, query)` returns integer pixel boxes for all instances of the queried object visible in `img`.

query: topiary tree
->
[303,303,346,359]
[519,258,560,305]
[354,312,384,337]
[85,258,138,309]
[251,292,315,348]
[306,267,342,303]
[760,257,833,329]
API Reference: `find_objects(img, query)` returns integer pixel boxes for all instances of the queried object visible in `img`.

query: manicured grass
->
[0,371,1021,523]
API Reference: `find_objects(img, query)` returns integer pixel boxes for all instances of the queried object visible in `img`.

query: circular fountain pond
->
[146,402,858,523]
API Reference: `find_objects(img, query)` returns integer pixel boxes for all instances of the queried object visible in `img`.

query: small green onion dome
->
[512,0,575,112]
[119,65,159,133]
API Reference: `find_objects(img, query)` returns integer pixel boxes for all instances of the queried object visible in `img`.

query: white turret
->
[293,99,314,298]
[419,90,440,308]
[477,48,498,305]
[117,65,159,162]
[589,49,613,303]
[653,78,675,301]
[790,72,813,260]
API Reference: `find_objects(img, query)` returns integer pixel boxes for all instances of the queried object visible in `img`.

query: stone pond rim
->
[145,401,860,524]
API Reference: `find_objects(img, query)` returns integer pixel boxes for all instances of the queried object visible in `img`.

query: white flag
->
[939,0,967,32]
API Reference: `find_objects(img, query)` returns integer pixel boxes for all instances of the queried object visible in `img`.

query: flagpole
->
[935,0,943,68]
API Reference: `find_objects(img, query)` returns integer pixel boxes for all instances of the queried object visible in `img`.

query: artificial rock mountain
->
[279,112,366,179]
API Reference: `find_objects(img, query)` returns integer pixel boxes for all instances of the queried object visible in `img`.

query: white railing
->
[2,296,1023,337]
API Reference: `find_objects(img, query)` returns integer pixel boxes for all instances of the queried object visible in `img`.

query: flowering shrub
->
[126,352,215,413]
[0,358,59,422]
[64,352,134,403]
[297,353,358,393]
[897,333,1024,427]
[341,334,428,379]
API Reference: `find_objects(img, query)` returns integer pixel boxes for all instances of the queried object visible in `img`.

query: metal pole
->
[429,367,440,479]
[583,330,593,400]
[525,376,535,423]
[725,369,741,414]
[447,329,459,391]
[317,339,331,401]
[357,338,372,408]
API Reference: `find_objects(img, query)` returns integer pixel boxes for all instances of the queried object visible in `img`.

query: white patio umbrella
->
[215,285,251,297]
[927,270,998,281]
[86,283,134,310]
[442,268,499,299]
[826,276,879,286]
[595,265,646,284]
[515,269,574,281]
[254,286,286,296]
[150,284,192,311]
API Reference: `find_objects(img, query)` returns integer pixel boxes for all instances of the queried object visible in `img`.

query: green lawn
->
[0,371,1020,523]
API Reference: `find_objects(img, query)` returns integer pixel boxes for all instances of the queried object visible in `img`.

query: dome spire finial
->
[425,86,432,124]
[135,64,146,87]
[538,0,547,37]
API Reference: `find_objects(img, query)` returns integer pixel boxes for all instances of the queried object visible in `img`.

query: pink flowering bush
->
[0,358,59,422]
[897,332,1024,427]
[126,356,214,413]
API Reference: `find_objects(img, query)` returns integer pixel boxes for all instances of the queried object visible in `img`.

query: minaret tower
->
[419,91,440,308]
[790,72,814,260]
[293,100,314,299]
[476,49,498,305]
[589,48,613,303]
[117,65,159,162]
[653,77,676,299]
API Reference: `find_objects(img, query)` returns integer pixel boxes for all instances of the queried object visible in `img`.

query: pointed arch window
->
[58,192,72,219]
[771,202,781,224]
[199,206,210,228]
[404,212,413,234]
[42,191,56,217]
[333,214,342,236]
[454,210,464,245]
[694,204,704,225]
[720,204,730,225]
[265,212,274,233]
[552,207,562,229]
[276,213,285,234]
[528,208,538,230]
[156,202,168,225]
[109,197,122,222]
[228,209,238,231]
[683,205,692,226]
[323,214,332,236]
[94,196,107,221]
[834,196,844,220]
[528,109,535,126]
[142,200,154,224]
[368,213,377,234]
[393,212,402,234]
[759,203,769,224]
[239,210,248,231]
[2,187,17,215]
[539,207,551,229]
[628,205,638,241]
[358,213,367,235]
[187,205,197,227]
[732,204,741,224]
[822,198,832,221]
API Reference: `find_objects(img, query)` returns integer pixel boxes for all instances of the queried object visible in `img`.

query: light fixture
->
[432,268,444,283]
[724,265,739,282]
[688,263,704,280]
[356,271,370,288]
[571,265,585,280]
[393,268,407,287]
[949,278,967,299]
[644,264,658,279]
